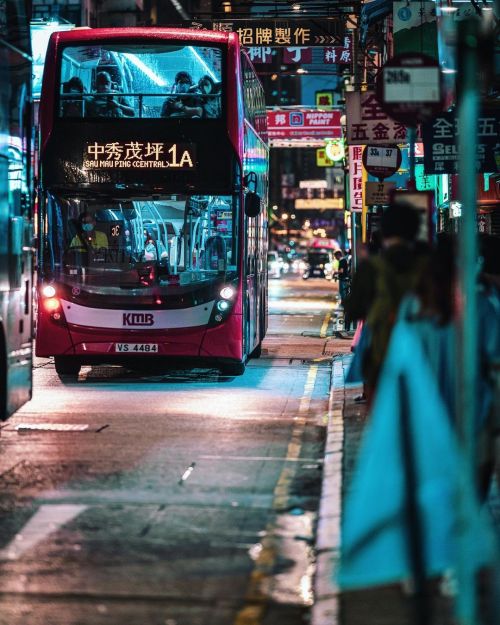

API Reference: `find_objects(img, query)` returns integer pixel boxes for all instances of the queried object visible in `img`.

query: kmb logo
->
[123,313,154,326]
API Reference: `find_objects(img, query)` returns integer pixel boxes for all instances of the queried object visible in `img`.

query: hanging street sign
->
[345,90,421,145]
[267,109,342,141]
[317,148,335,167]
[362,145,402,179]
[365,181,396,205]
[188,20,344,47]
[348,145,364,212]
[422,109,500,174]
[376,52,443,125]
[316,90,334,107]
[295,198,344,209]
[325,139,345,162]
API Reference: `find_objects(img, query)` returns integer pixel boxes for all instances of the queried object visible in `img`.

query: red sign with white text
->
[267,109,342,139]
[282,47,313,64]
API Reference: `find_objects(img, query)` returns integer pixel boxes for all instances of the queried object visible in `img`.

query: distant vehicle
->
[36,27,269,378]
[0,0,34,420]
[278,254,290,275]
[302,251,334,280]
[267,251,282,278]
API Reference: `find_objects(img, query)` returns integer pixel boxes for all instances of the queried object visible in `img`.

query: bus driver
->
[70,212,109,250]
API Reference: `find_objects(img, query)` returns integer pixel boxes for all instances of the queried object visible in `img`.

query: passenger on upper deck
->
[70,212,109,250]
[198,75,221,119]
[161,71,203,119]
[86,71,135,118]
[61,77,85,117]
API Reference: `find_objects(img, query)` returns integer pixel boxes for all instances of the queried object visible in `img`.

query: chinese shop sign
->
[191,20,343,46]
[422,110,500,174]
[376,53,442,125]
[323,47,352,65]
[349,145,364,212]
[246,47,273,63]
[316,148,334,167]
[316,91,334,107]
[267,109,342,140]
[83,142,196,170]
[345,91,418,145]
[393,1,437,59]
[282,47,313,64]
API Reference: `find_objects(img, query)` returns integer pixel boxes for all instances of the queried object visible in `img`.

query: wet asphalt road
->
[0,274,346,625]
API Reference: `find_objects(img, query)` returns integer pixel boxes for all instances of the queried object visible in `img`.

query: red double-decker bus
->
[0,0,34,419]
[36,28,268,377]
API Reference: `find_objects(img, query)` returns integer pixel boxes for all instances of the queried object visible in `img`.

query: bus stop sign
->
[362,145,402,179]
[376,53,443,125]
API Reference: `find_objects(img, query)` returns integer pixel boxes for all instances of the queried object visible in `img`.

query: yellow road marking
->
[233,365,319,625]
[320,310,332,338]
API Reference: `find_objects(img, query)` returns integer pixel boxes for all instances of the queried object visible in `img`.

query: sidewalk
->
[313,355,500,625]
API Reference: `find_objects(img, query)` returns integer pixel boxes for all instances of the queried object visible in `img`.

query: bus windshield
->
[58,43,223,120]
[42,194,239,293]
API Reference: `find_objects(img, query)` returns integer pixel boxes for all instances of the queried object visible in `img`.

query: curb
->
[312,356,348,625]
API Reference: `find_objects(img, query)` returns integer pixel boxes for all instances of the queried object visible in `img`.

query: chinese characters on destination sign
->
[83,142,196,170]
[345,91,421,145]
[422,111,499,174]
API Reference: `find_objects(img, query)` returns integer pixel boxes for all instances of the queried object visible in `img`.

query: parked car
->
[302,251,334,280]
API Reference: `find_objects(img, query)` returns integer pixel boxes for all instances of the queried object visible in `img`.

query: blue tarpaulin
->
[337,320,496,589]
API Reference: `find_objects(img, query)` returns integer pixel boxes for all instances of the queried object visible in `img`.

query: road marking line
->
[15,423,89,432]
[200,455,323,463]
[320,311,333,338]
[233,365,319,625]
[0,504,87,561]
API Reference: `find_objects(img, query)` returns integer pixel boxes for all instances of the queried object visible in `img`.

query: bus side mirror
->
[245,192,261,218]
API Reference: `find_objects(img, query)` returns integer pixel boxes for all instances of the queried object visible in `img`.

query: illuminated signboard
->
[325,139,345,162]
[83,142,196,170]
[267,109,342,141]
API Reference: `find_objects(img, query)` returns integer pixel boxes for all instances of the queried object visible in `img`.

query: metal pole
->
[455,18,479,625]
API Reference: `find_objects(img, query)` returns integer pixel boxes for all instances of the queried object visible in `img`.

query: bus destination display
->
[84,142,196,170]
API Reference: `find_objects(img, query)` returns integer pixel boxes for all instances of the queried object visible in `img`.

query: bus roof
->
[50,27,234,47]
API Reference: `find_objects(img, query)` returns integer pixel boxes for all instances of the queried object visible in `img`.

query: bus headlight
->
[217,300,231,312]
[220,286,235,300]
[42,284,56,298]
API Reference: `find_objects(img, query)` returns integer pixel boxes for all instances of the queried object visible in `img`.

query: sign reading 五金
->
[189,20,343,46]
[346,91,420,145]
[267,109,342,140]
[83,141,196,170]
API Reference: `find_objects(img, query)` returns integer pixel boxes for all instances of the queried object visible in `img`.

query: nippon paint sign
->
[267,109,342,140]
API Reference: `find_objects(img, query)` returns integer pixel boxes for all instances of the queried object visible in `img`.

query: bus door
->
[245,213,258,353]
